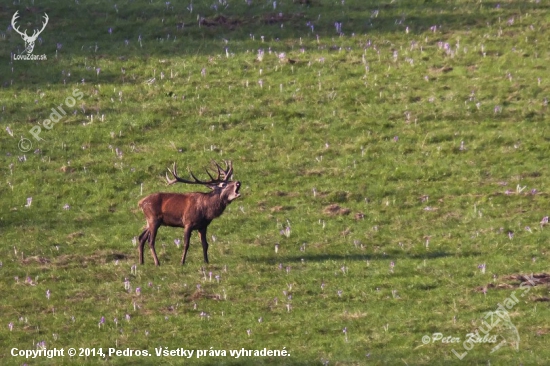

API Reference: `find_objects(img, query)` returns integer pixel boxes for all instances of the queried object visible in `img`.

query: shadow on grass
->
[247,250,454,264]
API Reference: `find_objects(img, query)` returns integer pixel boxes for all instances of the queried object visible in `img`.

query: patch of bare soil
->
[271,205,294,212]
[21,256,50,265]
[501,273,550,285]
[475,273,550,301]
[429,65,453,74]
[323,204,351,216]
[199,15,242,28]
[189,289,222,301]
[52,252,129,268]
[67,231,84,240]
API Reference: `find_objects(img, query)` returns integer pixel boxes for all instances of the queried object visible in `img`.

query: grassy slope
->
[1,0,549,365]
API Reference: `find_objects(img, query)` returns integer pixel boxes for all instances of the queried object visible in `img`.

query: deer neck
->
[204,191,229,220]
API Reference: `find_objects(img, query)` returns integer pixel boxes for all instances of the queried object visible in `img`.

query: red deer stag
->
[138,160,241,266]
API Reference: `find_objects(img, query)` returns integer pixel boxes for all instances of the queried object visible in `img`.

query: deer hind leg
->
[198,227,209,264]
[181,226,193,265]
[138,228,149,264]
[148,223,161,266]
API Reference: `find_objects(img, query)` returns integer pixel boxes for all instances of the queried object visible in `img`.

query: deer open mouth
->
[234,182,241,198]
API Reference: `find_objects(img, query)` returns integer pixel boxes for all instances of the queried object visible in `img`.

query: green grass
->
[1,0,550,364]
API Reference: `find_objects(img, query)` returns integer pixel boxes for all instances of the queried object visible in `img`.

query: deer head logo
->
[11,11,49,54]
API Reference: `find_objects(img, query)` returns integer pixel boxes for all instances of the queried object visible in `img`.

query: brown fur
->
[138,163,240,266]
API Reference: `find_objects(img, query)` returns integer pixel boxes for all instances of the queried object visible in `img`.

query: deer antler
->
[166,161,233,187]
[211,160,233,182]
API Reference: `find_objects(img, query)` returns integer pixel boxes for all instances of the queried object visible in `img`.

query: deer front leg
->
[181,226,193,265]
[198,227,209,264]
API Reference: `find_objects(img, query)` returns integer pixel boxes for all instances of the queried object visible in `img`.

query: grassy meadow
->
[1,0,550,364]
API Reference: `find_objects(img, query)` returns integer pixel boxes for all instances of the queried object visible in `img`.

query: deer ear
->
[206,182,226,190]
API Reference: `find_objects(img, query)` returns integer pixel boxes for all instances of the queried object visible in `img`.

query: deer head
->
[166,160,241,202]
[11,11,49,54]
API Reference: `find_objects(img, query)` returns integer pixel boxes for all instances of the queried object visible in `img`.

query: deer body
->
[138,161,240,266]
